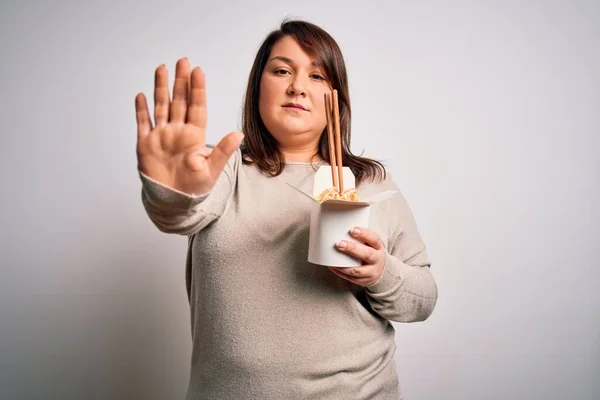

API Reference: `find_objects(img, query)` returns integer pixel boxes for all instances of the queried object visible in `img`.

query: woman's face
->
[259,35,331,147]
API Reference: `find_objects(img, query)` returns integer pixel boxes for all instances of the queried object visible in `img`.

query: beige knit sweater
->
[139,148,438,400]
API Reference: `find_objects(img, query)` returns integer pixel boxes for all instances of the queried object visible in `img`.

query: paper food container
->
[288,166,397,267]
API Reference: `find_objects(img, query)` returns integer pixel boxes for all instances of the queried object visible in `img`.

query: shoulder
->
[357,171,400,199]
[358,171,418,224]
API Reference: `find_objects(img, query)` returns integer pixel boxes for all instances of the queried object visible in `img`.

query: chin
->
[281,119,315,134]
[269,128,320,146]
[265,119,305,135]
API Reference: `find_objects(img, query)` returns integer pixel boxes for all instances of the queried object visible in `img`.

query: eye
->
[311,74,326,81]
[274,68,290,75]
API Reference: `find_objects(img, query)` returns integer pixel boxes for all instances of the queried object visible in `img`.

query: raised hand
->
[135,58,243,195]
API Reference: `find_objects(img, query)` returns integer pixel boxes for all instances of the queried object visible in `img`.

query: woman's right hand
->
[135,58,243,195]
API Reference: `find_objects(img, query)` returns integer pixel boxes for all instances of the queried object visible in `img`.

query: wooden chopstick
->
[332,90,344,194]
[324,93,339,192]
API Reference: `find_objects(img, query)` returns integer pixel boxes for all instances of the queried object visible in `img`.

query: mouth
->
[282,103,308,111]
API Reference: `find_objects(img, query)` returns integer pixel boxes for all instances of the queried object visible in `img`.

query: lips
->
[283,103,307,111]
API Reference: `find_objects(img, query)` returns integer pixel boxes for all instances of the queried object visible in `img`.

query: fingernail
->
[351,228,361,236]
[337,240,347,249]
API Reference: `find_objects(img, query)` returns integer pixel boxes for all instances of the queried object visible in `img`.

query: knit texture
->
[139,149,438,400]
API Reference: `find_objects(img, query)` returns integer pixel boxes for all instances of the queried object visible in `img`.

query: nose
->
[287,75,307,97]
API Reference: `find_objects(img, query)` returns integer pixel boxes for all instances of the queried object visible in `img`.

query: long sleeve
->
[139,148,240,236]
[365,177,438,323]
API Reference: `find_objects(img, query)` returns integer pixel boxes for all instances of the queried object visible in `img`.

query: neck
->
[279,146,324,163]
[278,137,323,163]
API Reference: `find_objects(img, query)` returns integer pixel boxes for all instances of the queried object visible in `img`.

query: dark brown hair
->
[241,19,386,184]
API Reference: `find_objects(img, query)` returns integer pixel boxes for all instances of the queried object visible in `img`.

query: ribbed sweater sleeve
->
[366,178,438,323]
[138,148,240,236]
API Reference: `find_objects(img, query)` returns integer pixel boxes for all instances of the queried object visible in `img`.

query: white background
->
[1,0,598,398]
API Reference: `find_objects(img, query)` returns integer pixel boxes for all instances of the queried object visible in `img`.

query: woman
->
[136,19,437,400]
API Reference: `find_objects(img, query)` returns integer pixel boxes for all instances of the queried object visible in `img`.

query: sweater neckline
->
[284,161,328,166]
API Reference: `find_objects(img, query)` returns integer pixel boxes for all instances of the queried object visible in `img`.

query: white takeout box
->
[287,166,397,267]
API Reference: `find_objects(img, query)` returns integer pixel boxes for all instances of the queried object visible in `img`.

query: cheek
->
[313,101,328,127]
[311,89,329,124]
[258,79,275,120]
[260,75,281,101]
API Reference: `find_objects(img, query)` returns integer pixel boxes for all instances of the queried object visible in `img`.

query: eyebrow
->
[268,55,319,67]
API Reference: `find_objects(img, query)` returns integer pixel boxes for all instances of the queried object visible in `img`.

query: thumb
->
[207,131,244,176]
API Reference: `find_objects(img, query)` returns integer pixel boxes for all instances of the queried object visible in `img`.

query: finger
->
[170,58,190,123]
[349,227,384,250]
[336,240,380,265]
[207,132,244,177]
[329,267,355,280]
[187,67,207,128]
[328,267,370,285]
[332,266,363,277]
[135,93,152,138]
[154,64,170,127]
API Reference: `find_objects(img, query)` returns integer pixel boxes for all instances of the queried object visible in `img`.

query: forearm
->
[366,252,438,323]
[140,171,218,235]
[139,146,240,235]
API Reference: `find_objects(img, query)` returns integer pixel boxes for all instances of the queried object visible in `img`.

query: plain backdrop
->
[1,0,598,399]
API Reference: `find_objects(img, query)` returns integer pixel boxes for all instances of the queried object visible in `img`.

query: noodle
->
[317,187,360,203]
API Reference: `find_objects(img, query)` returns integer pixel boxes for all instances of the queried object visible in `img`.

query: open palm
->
[135,58,243,195]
